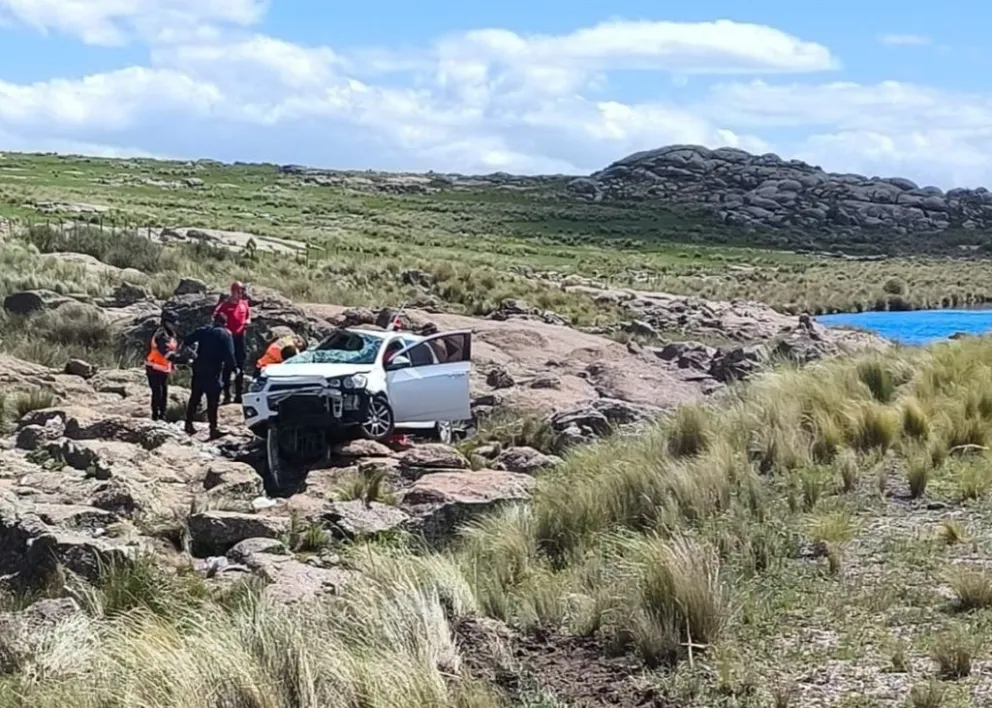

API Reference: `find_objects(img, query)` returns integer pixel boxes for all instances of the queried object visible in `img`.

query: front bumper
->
[243,385,370,436]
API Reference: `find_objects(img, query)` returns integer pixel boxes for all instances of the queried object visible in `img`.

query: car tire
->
[432,420,454,445]
[265,426,282,492]
[361,394,395,442]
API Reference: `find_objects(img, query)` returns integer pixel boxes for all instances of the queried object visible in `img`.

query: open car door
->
[385,330,472,424]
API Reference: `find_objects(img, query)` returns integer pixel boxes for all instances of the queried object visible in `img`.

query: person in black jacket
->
[183,312,237,439]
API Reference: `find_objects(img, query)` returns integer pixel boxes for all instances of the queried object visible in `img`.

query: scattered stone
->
[202,461,265,501]
[529,374,562,390]
[226,537,289,564]
[64,359,97,379]
[398,444,470,478]
[247,555,353,604]
[112,282,152,306]
[174,278,209,296]
[492,446,562,475]
[486,366,515,389]
[333,439,393,458]
[187,511,288,557]
[323,500,409,539]
[3,289,71,316]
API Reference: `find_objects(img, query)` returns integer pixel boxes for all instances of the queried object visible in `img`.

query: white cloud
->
[697,80,992,187]
[153,35,341,91]
[0,0,264,45]
[438,20,839,74]
[1,10,992,186]
[878,33,932,46]
[0,68,223,130]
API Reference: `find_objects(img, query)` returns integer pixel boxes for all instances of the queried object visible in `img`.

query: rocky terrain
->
[0,270,887,600]
[567,144,992,239]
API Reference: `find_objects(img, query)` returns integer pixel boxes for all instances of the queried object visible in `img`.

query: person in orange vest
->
[255,334,304,371]
[145,311,179,421]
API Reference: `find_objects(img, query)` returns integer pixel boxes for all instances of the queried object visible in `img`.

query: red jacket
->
[214,297,251,336]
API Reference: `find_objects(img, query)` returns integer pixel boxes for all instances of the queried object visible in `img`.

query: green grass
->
[8,151,992,705]
[8,321,992,705]
[4,151,992,316]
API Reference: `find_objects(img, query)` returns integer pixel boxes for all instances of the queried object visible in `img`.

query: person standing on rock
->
[183,312,237,440]
[145,311,179,421]
[214,281,251,405]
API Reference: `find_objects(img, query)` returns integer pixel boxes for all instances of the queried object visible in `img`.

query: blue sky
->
[0,0,990,187]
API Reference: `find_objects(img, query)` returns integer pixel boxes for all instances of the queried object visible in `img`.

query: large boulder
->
[400,470,535,544]
[19,407,181,450]
[0,495,140,584]
[187,510,288,557]
[397,444,470,479]
[322,500,409,539]
[3,290,72,316]
[0,598,82,672]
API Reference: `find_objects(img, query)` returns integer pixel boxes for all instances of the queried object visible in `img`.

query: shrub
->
[945,566,992,612]
[33,303,113,349]
[12,388,56,419]
[931,627,976,679]
[667,405,711,458]
[857,360,897,403]
[25,224,164,273]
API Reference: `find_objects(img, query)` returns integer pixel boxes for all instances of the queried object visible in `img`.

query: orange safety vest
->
[146,328,178,374]
[256,335,295,370]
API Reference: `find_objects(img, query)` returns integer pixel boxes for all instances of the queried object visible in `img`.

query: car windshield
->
[284,330,383,365]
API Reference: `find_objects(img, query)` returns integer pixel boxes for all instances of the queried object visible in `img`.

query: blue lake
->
[816,310,992,346]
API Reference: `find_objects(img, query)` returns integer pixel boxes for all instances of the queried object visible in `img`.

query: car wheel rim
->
[364,400,392,438]
[437,421,452,444]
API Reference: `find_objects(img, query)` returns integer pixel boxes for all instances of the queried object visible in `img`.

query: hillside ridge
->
[567,144,992,237]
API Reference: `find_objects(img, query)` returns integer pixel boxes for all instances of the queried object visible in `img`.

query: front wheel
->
[361,395,395,442]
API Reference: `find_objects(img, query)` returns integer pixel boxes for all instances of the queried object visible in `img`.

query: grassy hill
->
[3,151,992,315]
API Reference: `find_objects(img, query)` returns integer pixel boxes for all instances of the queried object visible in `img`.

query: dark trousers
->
[145,366,169,421]
[223,333,246,402]
[186,375,221,432]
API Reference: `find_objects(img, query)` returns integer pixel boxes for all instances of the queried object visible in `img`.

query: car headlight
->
[344,374,367,389]
[248,377,266,393]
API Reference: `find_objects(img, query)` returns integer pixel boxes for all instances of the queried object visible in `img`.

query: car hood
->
[262,363,375,380]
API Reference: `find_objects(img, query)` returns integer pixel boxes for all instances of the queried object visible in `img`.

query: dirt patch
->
[454,617,672,707]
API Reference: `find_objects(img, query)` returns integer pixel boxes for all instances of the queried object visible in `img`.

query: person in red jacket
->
[213,281,251,404]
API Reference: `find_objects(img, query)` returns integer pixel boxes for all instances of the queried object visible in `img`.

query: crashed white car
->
[242,327,472,467]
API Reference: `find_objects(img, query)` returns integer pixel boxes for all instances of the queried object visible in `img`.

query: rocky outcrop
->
[567,144,992,237]
[119,287,336,362]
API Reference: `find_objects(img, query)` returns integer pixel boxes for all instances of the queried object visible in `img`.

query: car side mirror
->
[387,355,412,370]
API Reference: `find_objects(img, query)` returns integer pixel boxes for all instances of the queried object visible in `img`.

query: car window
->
[285,330,383,365]
[407,342,435,366]
[398,333,471,367]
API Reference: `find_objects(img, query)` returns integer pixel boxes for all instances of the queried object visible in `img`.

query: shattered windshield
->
[283,330,383,365]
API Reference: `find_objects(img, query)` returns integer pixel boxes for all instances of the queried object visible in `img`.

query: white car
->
[242,327,473,462]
